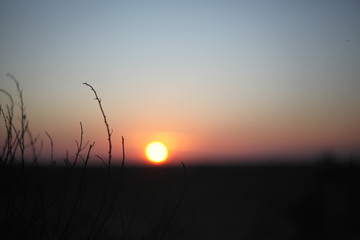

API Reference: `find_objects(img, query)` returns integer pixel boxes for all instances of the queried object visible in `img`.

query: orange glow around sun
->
[145,141,168,163]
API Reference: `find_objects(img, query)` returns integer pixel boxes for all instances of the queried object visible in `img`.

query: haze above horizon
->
[1,0,359,165]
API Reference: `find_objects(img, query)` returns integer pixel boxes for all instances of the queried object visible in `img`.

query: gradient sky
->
[1,0,360,165]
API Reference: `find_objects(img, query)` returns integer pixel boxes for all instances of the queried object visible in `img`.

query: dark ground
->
[1,162,360,240]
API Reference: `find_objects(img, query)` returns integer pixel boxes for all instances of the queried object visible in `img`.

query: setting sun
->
[145,142,168,163]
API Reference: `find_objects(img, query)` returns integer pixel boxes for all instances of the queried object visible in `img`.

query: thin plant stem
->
[27,130,43,167]
[59,142,95,240]
[122,136,125,169]
[73,122,89,167]
[94,137,126,239]
[45,131,54,167]
[0,89,14,165]
[83,83,112,171]
[7,74,26,168]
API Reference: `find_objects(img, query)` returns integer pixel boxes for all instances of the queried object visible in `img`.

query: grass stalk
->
[59,142,95,240]
[7,74,26,168]
[73,122,89,167]
[0,89,14,165]
[83,83,112,171]
[45,131,55,167]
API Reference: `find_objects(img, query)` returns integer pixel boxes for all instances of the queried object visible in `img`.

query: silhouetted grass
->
[2,75,358,240]
[0,75,192,240]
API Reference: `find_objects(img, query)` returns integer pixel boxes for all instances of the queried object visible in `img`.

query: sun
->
[145,141,168,163]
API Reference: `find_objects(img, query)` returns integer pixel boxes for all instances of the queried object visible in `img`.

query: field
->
[1,162,359,240]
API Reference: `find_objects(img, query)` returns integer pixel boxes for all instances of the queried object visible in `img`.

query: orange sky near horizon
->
[1,76,360,166]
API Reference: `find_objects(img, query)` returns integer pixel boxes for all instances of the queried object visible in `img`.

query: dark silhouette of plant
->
[0,75,192,240]
[83,82,113,171]
[45,131,55,167]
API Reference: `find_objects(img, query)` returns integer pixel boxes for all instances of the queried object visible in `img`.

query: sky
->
[1,0,360,165]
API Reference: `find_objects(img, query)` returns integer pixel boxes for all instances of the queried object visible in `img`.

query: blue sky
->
[1,0,360,164]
